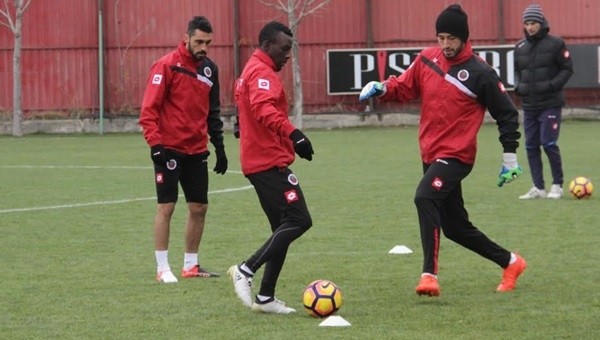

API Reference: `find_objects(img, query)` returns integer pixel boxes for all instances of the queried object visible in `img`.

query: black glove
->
[150,144,167,166]
[233,121,240,139]
[233,115,240,139]
[289,129,314,161]
[213,147,228,174]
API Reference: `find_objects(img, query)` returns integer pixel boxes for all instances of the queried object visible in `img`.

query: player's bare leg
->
[155,203,177,283]
[181,203,220,277]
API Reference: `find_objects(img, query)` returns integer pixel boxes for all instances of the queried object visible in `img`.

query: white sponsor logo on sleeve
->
[152,74,163,85]
[258,78,270,90]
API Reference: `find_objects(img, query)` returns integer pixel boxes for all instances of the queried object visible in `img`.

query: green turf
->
[1,121,599,339]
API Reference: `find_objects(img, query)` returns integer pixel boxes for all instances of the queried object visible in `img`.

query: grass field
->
[1,121,599,339]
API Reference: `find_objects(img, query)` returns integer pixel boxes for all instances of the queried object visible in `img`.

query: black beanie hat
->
[435,4,469,42]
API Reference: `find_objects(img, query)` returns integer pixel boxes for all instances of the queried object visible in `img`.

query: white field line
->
[0,165,243,173]
[0,186,253,214]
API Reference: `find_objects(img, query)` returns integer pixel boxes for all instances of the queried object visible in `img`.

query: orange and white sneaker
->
[181,265,221,278]
[496,254,527,292]
[156,270,178,283]
[415,274,440,297]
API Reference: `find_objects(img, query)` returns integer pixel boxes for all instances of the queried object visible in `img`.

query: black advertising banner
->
[327,44,599,95]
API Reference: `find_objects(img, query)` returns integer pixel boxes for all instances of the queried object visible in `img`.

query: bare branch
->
[256,0,285,12]
[22,0,33,12]
[257,0,330,26]
[0,0,15,31]
[123,21,152,57]
[297,0,331,23]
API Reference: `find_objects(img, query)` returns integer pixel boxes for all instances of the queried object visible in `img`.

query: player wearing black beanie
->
[360,3,527,297]
[435,4,469,42]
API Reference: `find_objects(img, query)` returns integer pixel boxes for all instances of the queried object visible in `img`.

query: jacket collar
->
[524,25,550,42]
[176,41,200,67]
[444,40,473,65]
[252,49,277,71]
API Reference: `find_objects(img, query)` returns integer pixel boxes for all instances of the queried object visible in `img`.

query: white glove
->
[359,81,386,101]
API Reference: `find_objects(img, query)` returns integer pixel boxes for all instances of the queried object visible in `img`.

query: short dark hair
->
[258,21,292,45]
[187,16,212,36]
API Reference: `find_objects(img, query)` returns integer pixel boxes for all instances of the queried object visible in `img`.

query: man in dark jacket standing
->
[514,4,573,200]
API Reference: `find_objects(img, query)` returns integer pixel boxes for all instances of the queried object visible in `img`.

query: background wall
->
[1,0,599,119]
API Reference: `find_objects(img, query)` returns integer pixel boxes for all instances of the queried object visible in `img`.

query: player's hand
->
[150,144,167,166]
[213,147,228,175]
[359,81,385,101]
[233,118,240,139]
[289,129,314,161]
[497,153,523,187]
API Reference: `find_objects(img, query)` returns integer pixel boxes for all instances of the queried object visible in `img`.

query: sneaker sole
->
[182,272,221,278]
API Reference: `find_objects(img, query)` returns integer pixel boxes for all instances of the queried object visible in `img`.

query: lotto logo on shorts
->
[284,189,298,203]
[156,172,164,184]
[431,177,443,191]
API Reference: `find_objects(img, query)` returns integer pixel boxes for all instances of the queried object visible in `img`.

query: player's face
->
[185,29,212,61]
[436,33,464,59]
[524,21,541,36]
[265,31,293,71]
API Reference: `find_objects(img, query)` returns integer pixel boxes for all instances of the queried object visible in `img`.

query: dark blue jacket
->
[514,21,573,110]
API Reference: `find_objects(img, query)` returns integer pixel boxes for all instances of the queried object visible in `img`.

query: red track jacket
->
[234,50,297,175]
[381,41,520,165]
[140,42,223,155]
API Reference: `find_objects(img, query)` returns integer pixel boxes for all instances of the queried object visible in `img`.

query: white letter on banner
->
[389,52,412,74]
[478,50,501,77]
[505,50,515,86]
[351,53,374,89]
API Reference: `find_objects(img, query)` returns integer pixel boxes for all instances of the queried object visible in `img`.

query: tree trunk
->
[287,6,303,129]
[290,37,304,129]
[12,7,23,137]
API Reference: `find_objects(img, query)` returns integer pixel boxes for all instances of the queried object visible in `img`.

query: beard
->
[188,46,206,61]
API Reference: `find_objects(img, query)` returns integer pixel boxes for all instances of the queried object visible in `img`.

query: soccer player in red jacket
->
[139,16,227,283]
[227,21,314,314]
[360,4,527,296]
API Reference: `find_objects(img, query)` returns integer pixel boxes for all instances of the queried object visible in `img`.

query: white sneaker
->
[519,186,547,199]
[156,270,178,283]
[228,265,253,307]
[251,298,296,314]
[547,184,563,199]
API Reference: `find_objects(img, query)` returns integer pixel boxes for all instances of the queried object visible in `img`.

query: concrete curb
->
[1,108,599,135]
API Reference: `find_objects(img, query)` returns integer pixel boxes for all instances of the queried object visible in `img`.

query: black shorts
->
[153,149,209,204]
[246,167,311,231]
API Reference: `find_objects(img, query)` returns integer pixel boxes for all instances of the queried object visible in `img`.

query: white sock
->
[421,273,437,279]
[256,294,272,303]
[155,250,170,273]
[184,253,198,270]
[240,263,254,276]
[509,253,517,265]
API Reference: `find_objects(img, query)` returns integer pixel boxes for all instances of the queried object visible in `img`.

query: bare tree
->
[258,0,331,129]
[0,0,32,137]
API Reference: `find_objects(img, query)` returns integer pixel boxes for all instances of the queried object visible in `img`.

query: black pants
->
[244,167,312,297]
[414,159,511,275]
